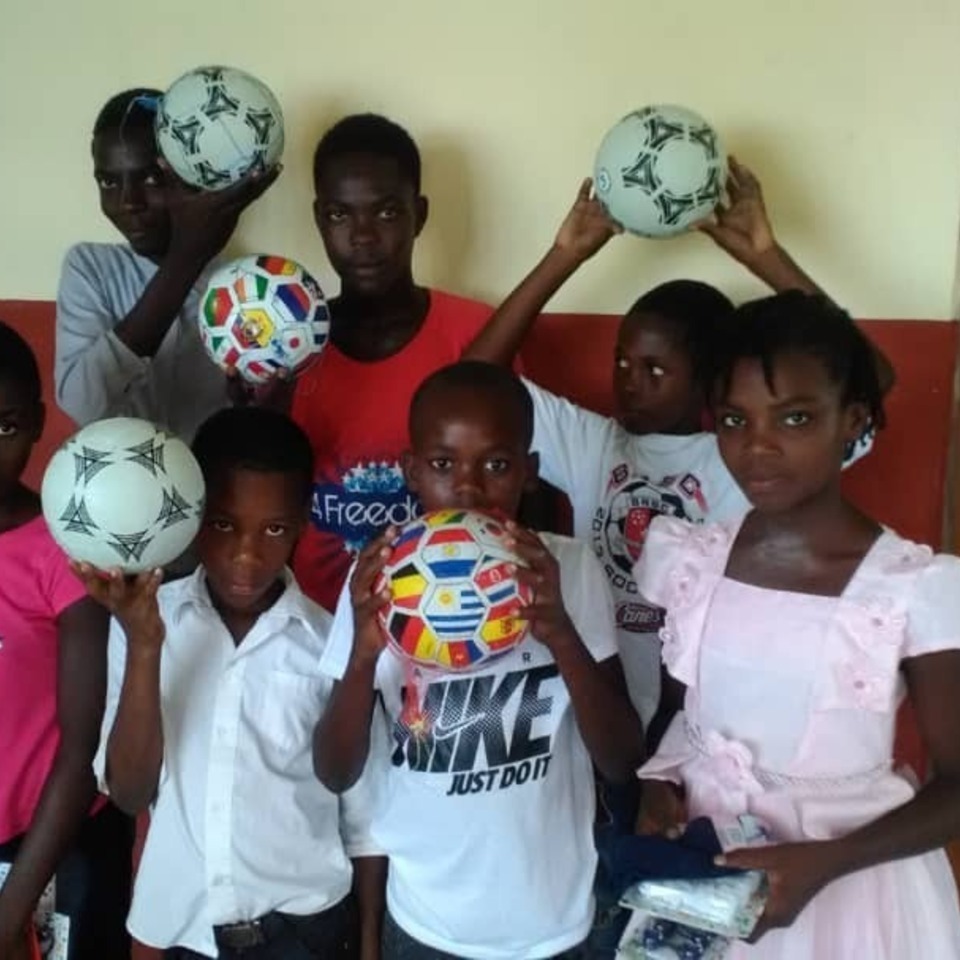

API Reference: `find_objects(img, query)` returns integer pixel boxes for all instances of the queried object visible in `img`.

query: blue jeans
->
[584,777,641,959]
[381,911,586,960]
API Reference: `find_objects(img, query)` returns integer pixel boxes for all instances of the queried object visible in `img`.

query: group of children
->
[0,84,959,960]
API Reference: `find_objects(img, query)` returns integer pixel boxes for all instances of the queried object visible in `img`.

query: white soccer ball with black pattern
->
[593,105,726,238]
[41,418,205,573]
[155,65,284,190]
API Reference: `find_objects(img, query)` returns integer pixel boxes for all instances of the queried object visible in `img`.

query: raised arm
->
[56,168,278,424]
[313,532,395,793]
[114,168,280,357]
[701,157,894,393]
[0,598,109,959]
[464,179,621,366]
[75,566,167,814]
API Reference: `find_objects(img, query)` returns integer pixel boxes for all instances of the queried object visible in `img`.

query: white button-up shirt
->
[95,568,380,956]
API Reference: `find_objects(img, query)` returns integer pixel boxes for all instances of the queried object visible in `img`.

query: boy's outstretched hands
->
[348,527,398,668]
[553,178,623,265]
[698,157,776,265]
[164,162,282,267]
[505,521,578,652]
[71,563,165,653]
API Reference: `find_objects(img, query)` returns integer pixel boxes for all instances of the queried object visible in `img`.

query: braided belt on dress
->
[684,719,893,793]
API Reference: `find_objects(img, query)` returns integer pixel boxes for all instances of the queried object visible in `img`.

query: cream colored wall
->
[2,0,960,317]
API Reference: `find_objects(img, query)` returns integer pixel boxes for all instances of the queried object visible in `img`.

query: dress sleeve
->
[904,553,960,659]
[632,515,699,610]
[55,245,149,425]
[525,377,612,497]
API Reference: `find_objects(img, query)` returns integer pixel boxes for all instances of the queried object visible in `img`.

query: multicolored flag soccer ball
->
[376,509,532,673]
[199,254,330,384]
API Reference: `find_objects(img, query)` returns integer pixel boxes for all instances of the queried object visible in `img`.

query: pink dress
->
[636,515,960,959]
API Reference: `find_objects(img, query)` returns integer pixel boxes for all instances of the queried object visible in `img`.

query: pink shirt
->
[0,516,88,841]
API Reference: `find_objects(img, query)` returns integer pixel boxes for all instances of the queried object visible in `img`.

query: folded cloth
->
[598,817,740,899]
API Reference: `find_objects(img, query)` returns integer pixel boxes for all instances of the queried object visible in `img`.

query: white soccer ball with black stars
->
[594,105,726,238]
[156,65,284,191]
[41,418,205,573]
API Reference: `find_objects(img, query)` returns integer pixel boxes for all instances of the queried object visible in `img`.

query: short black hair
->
[313,113,421,193]
[713,291,885,428]
[92,88,162,139]
[410,361,534,450]
[0,321,41,404]
[191,408,314,504]
[626,279,735,392]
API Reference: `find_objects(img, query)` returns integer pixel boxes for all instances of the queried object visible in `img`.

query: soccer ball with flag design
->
[41,418,205,573]
[155,65,284,190]
[375,509,533,673]
[199,255,330,384]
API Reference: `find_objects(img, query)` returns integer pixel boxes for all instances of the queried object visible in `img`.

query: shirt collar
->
[169,566,320,639]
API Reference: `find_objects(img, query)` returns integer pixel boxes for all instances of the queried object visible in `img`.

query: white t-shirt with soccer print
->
[527,378,872,727]
[321,534,618,960]
[529,380,748,726]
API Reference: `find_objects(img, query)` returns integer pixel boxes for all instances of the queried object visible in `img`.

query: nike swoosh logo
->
[432,714,486,739]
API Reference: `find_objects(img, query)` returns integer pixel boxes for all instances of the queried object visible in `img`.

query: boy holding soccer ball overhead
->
[55,87,278,442]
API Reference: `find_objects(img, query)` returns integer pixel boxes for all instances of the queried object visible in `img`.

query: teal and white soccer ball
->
[594,105,726,238]
[41,418,205,572]
[156,65,284,190]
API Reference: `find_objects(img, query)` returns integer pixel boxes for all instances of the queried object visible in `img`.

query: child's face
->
[404,389,538,519]
[313,153,427,298]
[92,129,170,260]
[613,312,701,435]
[195,468,307,616]
[0,382,43,499]
[715,353,866,514]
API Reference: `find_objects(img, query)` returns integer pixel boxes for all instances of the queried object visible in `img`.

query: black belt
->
[214,897,353,953]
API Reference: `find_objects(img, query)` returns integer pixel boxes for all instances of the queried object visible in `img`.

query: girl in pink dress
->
[636,291,960,958]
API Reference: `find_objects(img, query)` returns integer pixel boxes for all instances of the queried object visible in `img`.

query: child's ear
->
[401,450,419,493]
[523,452,540,493]
[414,196,429,237]
[842,402,869,445]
